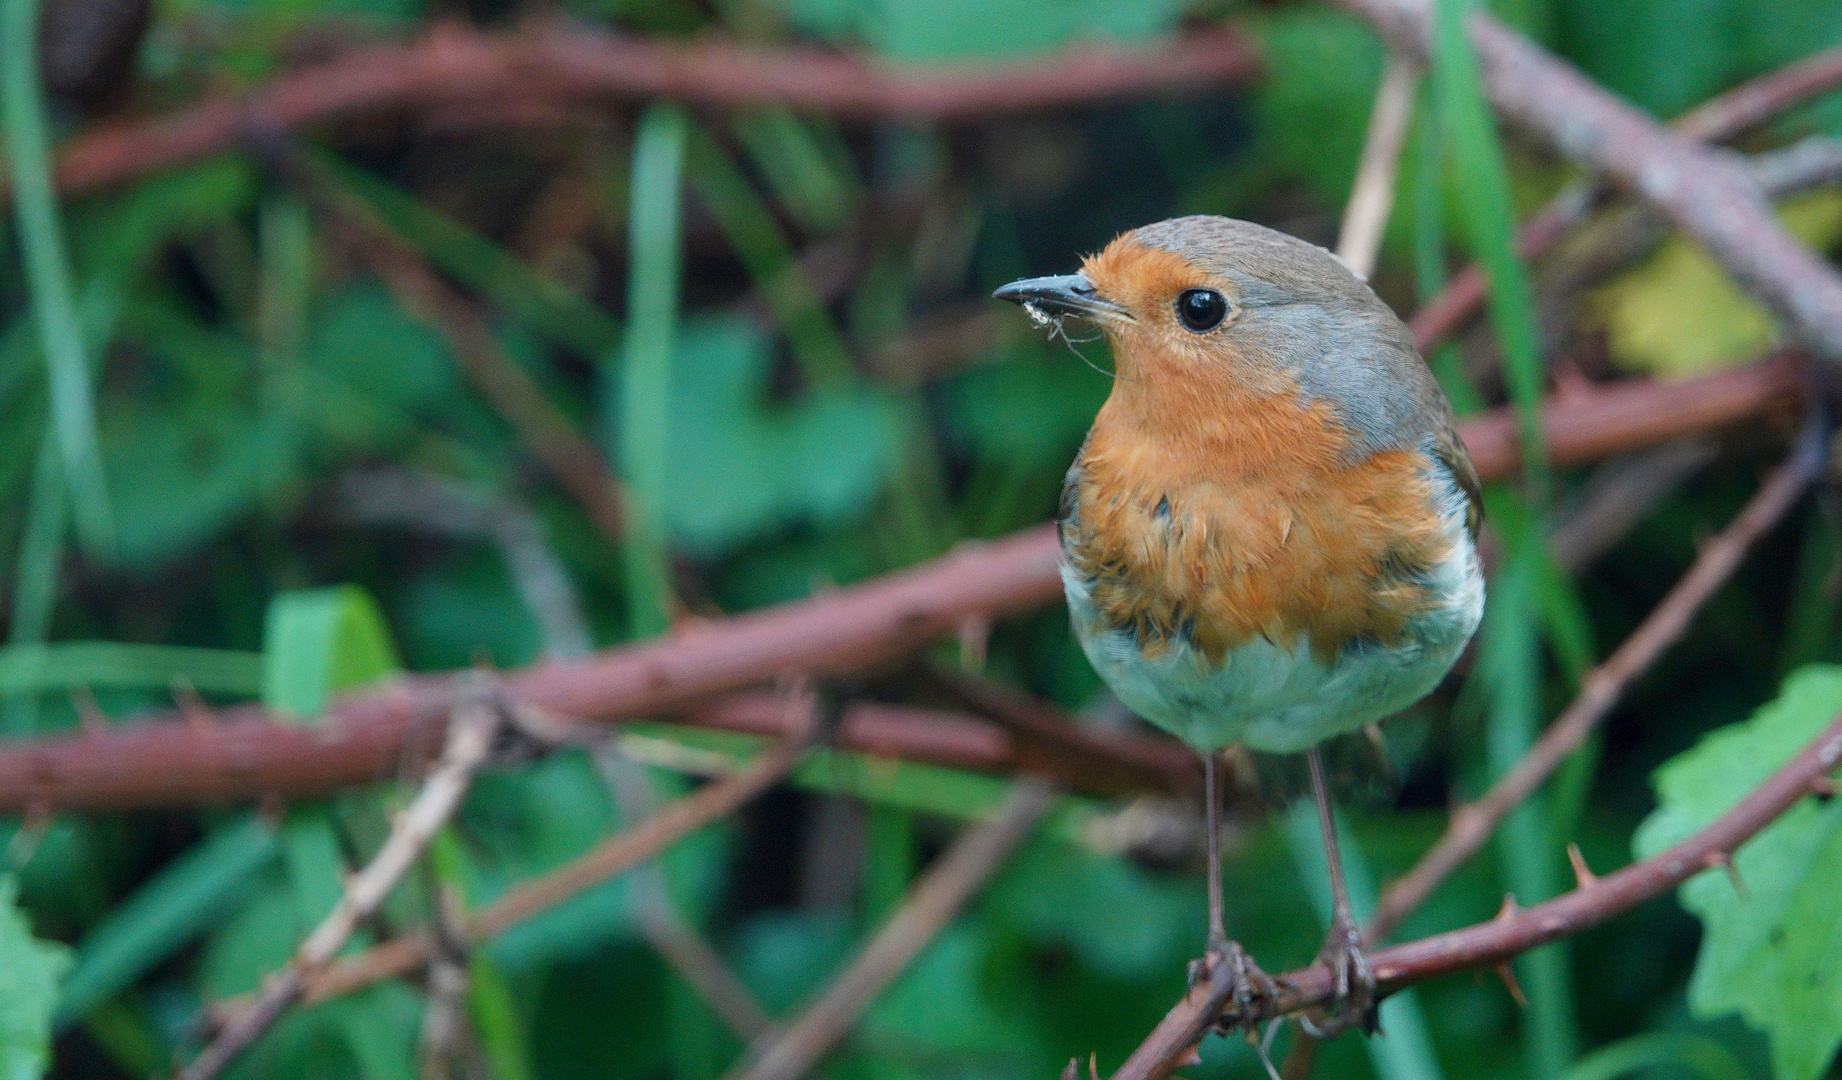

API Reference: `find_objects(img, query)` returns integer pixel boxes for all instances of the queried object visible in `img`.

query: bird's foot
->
[1300,916,1377,1039]
[1186,936,1277,1036]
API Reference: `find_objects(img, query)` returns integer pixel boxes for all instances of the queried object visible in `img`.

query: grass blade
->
[5,437,68,733]
[1,0,114,558]
[55,816,279,1025]
[0,642,263,697]
[620,104,690,641]
[308,149,623,360]
[686,121,856,390]
[1431,0,1548,500]
[1553,1034,1753,1080]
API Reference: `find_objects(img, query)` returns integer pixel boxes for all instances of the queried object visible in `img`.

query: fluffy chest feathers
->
[1060,370,1459,666]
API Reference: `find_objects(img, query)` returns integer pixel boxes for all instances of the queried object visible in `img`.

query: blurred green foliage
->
[2,0,1842,1077]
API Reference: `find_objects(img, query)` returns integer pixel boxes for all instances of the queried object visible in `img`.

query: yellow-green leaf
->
[1592,190,1842,379]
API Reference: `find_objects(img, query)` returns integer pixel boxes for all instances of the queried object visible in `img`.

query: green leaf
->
[1556,0,1737,119]
[1591,191,1842,379]
[630,315,899,556]
[773,0,1190,60]
[0,876,73,1080]
[1633,664,1842,1080]
[261,585,401,720]
[0,642,262,698]
[56,817,279,1024]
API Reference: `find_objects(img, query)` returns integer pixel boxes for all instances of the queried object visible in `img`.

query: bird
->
[994,215,1485,1035]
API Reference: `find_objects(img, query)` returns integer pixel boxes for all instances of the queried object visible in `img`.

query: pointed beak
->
[992,274,1133,324]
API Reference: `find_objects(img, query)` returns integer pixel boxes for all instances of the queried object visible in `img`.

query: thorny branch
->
[179,681,506,1080]
[1368,410,1831,943]
[0,356,1806,814]
[38,22,1257,202]
[1106,709,1842,1080]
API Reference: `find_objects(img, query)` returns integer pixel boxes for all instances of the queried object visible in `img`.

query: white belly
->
[1063,521,1484,754]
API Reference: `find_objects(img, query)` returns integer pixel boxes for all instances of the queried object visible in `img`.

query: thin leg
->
[1186,751,1277,1036]
[1303,746,1377,1037]
[1205,751,1228,950]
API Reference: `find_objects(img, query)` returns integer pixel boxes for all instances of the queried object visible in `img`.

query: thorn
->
[1494,893,1521,922]
[958,615,990,672]
[1089,1051,1102,1080]
[1704,851,1747,898]
[1566,843,1598,889]
[1812,774,1837,799]
[1494,963,1529,1008]
[173,678,217,731]
[1176,1045,1202,1067]
[1062,1059,1080,1080]
[70,686,107,734]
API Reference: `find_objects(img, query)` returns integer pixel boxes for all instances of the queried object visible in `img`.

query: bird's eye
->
[1175,289,1228,332]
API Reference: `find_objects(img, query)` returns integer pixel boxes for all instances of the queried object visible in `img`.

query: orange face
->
[1058,237,1457,664]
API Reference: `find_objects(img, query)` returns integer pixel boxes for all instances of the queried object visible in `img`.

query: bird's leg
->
[1188,751,1276,1033]
[1302,746,1378,1038]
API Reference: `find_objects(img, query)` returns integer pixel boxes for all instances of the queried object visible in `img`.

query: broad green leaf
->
[0,876,72,1080]
[621,316,899,556]
[1249,9,1385,213]
[0,642,261,698]
[1633,664,1842,1080]
[261,585,401,720]
[787,0,1191,60]
[1591,191,1842,379]
[262,587,413,1080]
[1556,0,1737,119]
[56,817,278,1024]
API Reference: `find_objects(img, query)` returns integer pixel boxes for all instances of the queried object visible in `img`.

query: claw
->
[1187,937,1276,1036]
[1302,917,1378,1038]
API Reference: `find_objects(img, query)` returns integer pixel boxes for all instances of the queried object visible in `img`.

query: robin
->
[995,215,1485,1034]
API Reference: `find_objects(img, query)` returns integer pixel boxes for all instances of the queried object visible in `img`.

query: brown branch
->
[1405,44,1842,356]
[180,684,504,1080]
[721,778,1057,1080]
[42,22,1257,201]
[1107,708,1842,1080]
[1455,350,1803,481]
[912,664,1199,797]
[1367,410,1828,943]
[0,358,1808,814]
[301,726,809,1004]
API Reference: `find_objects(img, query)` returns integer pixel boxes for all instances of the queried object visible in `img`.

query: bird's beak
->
[992,274,1133,324]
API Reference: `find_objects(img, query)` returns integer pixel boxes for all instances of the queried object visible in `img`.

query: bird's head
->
[993,215,1440,453]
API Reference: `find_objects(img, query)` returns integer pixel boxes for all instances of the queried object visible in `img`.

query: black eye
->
[1175,289,1228,332]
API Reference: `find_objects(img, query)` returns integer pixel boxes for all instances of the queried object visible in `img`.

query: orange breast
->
[1062,368,1454,665]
